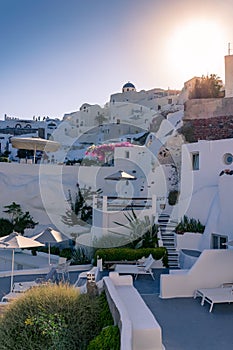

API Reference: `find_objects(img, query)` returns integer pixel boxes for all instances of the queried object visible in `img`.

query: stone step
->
[166,249,178,254]
[159,226,177,231]
[161,237,175,241]
[161,234,175,238]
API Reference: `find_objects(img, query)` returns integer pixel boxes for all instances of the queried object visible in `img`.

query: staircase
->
[157,213,179,268]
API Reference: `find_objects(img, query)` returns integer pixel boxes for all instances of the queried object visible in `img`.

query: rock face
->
[183,97,233,141]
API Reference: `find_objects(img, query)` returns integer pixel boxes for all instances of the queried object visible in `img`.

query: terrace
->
[0,266,233,349]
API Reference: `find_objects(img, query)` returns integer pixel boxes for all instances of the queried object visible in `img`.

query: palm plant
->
[112,209,159,249]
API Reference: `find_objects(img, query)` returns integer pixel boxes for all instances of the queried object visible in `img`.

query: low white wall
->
[104,272,164,350]
[176,232,202,250]
[179,250,199,269]
[104,274,133,350]
[160,249,233,298]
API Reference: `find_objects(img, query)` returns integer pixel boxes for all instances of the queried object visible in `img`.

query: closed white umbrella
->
[0,232,44,292]
[11,137,60,163]
[31,227,69,265]
[105,170,136,181]
[223,240,233,247]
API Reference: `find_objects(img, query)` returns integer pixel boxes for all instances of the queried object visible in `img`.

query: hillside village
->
[1,53,233,269]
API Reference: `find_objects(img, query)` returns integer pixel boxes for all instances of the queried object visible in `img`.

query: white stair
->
[157,213,179,268]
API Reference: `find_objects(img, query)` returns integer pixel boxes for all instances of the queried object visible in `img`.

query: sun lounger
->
[12,281,38,292]
[10,267,58,292]
[115,257,155,280]
[1,291,26,302]
[194,284,233,312]
[1,280,39,302]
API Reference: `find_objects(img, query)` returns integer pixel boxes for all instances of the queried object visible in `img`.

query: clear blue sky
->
[0,0,232,119]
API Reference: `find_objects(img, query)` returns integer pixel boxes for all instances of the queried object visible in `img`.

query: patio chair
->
[74,266,100,288]
[115,257,155,280]
[56,260,71,282]
[194,283,233,312]
[73,267,100,294]
[136,254,153,266]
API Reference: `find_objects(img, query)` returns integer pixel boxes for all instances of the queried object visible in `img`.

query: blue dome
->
[123,82,135,89]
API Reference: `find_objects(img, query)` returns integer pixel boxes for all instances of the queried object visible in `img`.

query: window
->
[212,234,227,249]
[223,153,233,165]
[192,152,199,170]
[125,151,130,159]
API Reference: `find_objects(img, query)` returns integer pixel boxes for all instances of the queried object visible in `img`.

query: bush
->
[175,215,205,234]
[168,190,179,206]
[94,247,168,267]
[71,246,91,265]
[98,291,114,328]
[0,157,9,162]
[0,284,102,350]
[178,122,196,143]
[87,326,120,350]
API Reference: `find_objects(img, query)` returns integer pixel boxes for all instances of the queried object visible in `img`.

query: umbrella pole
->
[48,243,51,265]
[33,145,36,164]
[11,249,15,292]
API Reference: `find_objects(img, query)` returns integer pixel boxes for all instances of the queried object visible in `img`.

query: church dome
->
[122,82,136,92]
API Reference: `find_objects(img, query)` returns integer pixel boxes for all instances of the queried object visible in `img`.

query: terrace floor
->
[1,268,233,349]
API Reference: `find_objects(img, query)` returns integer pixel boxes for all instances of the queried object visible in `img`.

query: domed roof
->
[123,82,135,89]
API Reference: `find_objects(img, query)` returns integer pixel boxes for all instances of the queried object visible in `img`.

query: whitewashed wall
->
[179,138,233,249]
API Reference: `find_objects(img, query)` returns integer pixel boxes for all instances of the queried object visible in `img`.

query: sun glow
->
[169,19,226,81]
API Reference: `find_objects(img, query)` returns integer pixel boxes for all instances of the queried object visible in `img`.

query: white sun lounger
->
[194,284,233,312]
[115,257,155,280]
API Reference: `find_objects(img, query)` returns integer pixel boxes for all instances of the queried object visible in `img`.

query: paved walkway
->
[134,269,233,350]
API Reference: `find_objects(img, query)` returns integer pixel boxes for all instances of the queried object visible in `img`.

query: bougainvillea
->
[85,142,133,162]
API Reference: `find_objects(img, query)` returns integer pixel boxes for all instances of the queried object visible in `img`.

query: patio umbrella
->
[105,170,136,181]
[31,227,69,265]
[0,232,44,292]
[11,136,60,163]
[223,240,233,247]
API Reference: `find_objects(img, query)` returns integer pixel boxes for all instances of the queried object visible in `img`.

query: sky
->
[0,0,232,120]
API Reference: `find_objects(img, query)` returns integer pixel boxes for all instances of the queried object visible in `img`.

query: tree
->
[61,186,102,227]
[0,218,13,237]
[3,202,22,223]
[95,113,108,126]
[3,202,38,234]
[189,74,223,99]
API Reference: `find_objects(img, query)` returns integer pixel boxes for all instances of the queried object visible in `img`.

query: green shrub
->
[175,215,205,234]
[71,246,91,265]
[168,190,179,206]
[94,247,168,267]
[98,291,114,328]
[0,157,9,162]
[37,245,61,256]
[59,247,73,260]
[0,284,102,350]
[87,326,120,350]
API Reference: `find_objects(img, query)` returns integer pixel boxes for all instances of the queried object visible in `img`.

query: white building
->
[179,138,233,250]
[0,115,61,161]
[62,82,181,140]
